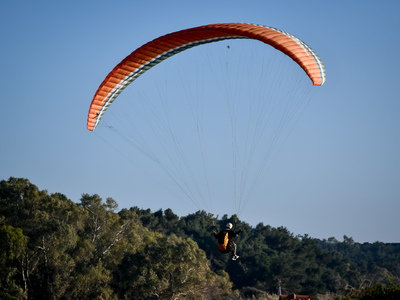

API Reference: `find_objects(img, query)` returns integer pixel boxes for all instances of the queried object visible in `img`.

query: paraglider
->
[213,222,243,260]
[86,22,326,221]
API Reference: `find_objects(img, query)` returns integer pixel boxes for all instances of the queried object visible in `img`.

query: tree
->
[0,224,27,298]
[116,234,215,299]
[0,178,83,299]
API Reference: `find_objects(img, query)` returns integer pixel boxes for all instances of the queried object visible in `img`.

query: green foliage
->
[0,224,27,260]
[134,206,400,298]
[0,223,27,298]
[115,234,213,299]
[1,177,399,299]
[0,292,18,300]
[0,177,238,299]
[335,281,400,300]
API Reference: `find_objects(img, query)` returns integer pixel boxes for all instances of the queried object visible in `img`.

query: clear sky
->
[1,1,399,243]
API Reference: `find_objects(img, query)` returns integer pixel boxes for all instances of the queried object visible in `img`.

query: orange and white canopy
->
[87,23,326,131]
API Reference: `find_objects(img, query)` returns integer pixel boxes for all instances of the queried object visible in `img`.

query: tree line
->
[1,177,399,300]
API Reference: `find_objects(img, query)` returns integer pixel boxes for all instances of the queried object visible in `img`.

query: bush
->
[337,281,400,300]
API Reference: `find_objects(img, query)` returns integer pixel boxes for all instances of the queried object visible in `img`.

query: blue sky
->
[1,1,399,243]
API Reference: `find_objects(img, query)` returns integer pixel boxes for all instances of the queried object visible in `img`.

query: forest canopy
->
[1,177,399,300]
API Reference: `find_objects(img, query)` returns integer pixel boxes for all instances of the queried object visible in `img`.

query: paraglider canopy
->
[87,23,326,131]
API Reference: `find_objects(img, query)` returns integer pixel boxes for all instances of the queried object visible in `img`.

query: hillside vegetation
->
[1,177,399,299]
